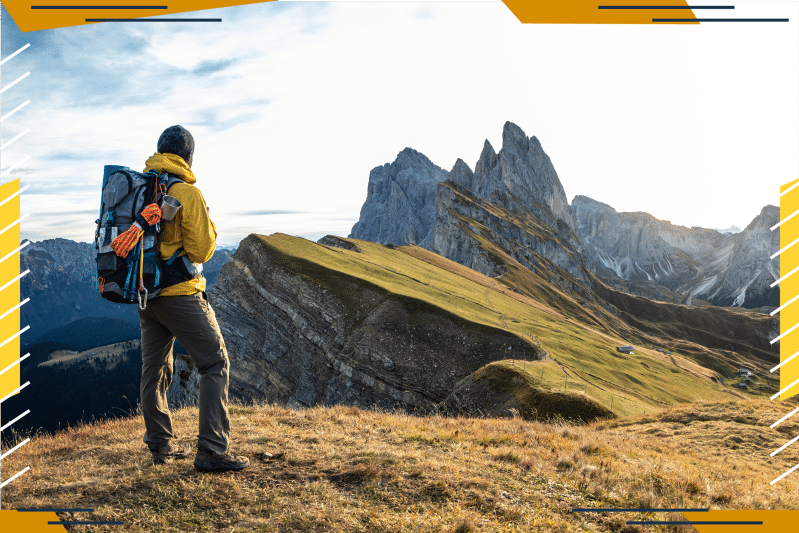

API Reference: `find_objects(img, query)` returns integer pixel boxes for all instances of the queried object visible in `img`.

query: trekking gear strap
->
[138,239,148,310]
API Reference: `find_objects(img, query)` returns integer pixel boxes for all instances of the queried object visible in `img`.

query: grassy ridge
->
[263,234,738,415]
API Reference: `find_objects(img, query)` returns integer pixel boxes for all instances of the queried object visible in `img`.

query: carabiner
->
[138,286,149,310]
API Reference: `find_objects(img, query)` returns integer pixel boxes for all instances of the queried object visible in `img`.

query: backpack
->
[94,164,200,308]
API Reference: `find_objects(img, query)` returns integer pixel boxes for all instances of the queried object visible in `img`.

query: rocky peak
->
[572,195,616,213]
[449,158,474,191]
[350,147,448,247]
[744,205,778,232]
[474,139,497,177]
[466,121,579,237]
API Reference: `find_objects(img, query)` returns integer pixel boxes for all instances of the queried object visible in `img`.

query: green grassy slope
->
[259,234,741,415]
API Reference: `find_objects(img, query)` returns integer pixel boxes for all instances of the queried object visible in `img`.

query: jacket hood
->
[144,153,197,185]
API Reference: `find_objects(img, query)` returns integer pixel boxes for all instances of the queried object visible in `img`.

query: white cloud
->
[3,1,796,243]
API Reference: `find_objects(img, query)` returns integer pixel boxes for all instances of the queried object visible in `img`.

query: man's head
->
[157,125,195,168]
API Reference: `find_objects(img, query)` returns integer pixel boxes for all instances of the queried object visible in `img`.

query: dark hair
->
[157,125,195,167]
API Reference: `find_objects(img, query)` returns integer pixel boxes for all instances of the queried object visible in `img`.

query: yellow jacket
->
[144,153,217,297]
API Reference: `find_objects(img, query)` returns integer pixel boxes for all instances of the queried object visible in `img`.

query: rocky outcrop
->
[349,148,448,247]
[167,354,201,409]
[573,196,778,308]
[208,234,541,412]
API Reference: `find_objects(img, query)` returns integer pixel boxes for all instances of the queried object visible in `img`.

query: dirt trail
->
[484,286,507,329]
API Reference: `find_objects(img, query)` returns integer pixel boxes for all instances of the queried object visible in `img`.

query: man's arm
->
[180,186,217,264]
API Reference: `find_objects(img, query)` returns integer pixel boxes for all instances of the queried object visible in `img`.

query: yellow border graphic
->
[0,510,65,532]
[5,0,702,32]
[779,178,799,399]
[0,179,21,401]
[3,0,276,32]
[502,0,698,24]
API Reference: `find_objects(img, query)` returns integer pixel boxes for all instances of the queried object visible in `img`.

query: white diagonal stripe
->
[773,209,799,231]
[0,270,30,293]
[0,466,30,489]
[0,129,29,152]
[771,406,799,428]
[0,184,29,209]
[772,237,799,260]
[0,381,30,404]
[0,72,30,94]
[771,462,799,485]
[0,156,31,180]
[772,350,799,373]
[0,298,28,322]
[0,353,29,377]
[0,410,30,433]
[0,44,31,66]
[772,265,799,288]
[772,294,799,316]
[0,438,29,461]
[0,100,30,124]
[781,181,799,198]
[0,325,29,351]
[0,213,29,238]
[772,377,799,400]
[0,241,30,266]
[771,435,799,457]
[771,322,799,345]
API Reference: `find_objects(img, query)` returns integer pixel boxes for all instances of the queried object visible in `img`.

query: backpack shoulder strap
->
[164,173,187,193]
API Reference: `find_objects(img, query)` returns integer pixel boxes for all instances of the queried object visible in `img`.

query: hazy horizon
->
[1,1,795,247]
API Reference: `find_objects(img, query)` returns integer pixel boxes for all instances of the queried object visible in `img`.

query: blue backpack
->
[94,164,198,308]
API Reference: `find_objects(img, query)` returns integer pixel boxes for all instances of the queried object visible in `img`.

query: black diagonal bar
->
[85,18,221,22]
[600,5,733,8]
[628,521,763,526]
[654,18,789,22]
[33,5,167,8]
[574,508,709,512]
[49,521,125,525]
[17,508,94,512]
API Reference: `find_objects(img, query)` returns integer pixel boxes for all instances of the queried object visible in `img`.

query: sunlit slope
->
[261,234,733,414]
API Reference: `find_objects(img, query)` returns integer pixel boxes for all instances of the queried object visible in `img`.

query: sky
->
[1,1,797,247]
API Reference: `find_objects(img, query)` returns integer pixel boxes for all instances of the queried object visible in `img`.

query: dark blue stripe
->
[573,508,709,512]
[48,522,125,525]
[33,5,167,8]
[17,509,93,512]
[600,5,733,8]
[85,18,221,22]
[628,521,763,526]
[654,18,789,22]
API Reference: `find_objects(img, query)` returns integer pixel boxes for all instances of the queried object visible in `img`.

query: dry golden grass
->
[3,398,799,532]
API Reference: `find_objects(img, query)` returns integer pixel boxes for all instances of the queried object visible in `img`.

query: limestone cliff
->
[184,234,542,412]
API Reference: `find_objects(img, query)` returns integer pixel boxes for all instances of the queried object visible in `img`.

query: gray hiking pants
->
[138,291,230,454]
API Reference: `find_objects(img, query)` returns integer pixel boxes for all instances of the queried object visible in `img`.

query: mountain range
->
[12,121,780,435]
[350,122,778,310]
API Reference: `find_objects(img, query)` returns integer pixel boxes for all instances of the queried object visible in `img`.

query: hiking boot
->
[150,442,191,465]
[194,445,249,472]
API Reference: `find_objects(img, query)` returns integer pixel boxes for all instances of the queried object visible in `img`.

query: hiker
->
[125,125,249,472]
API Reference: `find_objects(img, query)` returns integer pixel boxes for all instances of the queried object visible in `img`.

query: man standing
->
[135,125,248,472]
